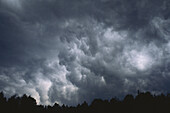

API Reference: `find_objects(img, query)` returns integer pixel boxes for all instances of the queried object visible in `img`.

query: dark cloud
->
[0,0,170,105]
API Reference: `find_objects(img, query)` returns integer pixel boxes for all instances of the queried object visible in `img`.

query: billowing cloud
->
[0,0,170,105]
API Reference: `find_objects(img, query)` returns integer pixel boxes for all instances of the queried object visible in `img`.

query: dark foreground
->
[0,91,170,113]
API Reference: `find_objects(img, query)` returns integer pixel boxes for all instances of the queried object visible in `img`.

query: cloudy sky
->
[0,0,170,105]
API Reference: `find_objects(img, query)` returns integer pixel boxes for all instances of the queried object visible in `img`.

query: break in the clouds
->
[0,0,170,105]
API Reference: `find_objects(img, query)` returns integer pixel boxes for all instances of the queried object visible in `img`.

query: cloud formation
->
[0,0,170,105]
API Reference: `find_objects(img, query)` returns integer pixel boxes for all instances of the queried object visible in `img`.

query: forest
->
[0,91,170,113]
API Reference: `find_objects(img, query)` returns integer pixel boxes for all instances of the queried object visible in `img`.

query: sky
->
[0,0,170,105]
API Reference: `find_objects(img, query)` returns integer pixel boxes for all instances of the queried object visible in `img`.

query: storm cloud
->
[0,0,170,105]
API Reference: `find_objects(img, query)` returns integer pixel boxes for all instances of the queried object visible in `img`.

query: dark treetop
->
[0,91,170,113]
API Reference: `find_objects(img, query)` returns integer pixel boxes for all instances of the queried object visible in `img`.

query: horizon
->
[1,91,170,113]
[0,90,169,106]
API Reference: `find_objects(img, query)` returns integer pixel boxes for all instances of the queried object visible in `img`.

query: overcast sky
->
[0,0,170,105]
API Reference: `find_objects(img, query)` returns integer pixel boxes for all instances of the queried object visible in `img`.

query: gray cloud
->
[0,0,170,105]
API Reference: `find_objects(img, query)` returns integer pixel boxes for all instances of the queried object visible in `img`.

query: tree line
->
[0,91,170,113]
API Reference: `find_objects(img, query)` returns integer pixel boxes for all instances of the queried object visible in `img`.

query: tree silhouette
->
[0,92,7,113]
[0,91,170,113]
